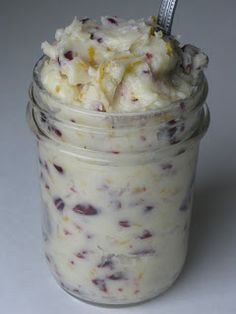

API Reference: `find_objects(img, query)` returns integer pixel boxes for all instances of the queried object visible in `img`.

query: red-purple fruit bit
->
[52,126,62,137]
[64,50,74,61]
[132,248,155,255]
[53,164,64,174]
[144,205,154,212]
[73,204,98,215]
[143,69,150,74]
[167,119,176,125]
[161,163,173,170]
[108,272,125,280]
[145,52,153,59]
[64,229,72,235]
[139,230,153,239]
[107,17,118,25]
[92,279,107,293]
[76,251,87,259]
[54,198,65,211]
[119,220,130,228]
[97,37,103,43]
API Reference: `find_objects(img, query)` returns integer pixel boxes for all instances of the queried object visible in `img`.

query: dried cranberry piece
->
[75,251,87,259]
[107,17,118,25]
[97,37,103,43]
[53,164,64,174]
[92,279,107,292]
[144,205,154,212]
[161,163,173,170]
[64,229,71,235]
[107,272,125,280]
[145,52,153,59]
[119,220,130,228]
[73,204,98,215]
[132,249,155,255]
[51,126,62,137]
[64,51,73,61]
[54,198,65,211]
[138,230,153,239]
[167,119,176,125]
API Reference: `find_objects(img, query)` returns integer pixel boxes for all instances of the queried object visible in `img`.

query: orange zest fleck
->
[165,41,173,56]
[55,85,61,93]
[88,46,95,65]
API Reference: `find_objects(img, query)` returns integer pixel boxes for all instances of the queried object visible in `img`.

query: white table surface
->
[1,0,236,313]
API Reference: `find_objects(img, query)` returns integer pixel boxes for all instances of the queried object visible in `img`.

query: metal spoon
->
[157,0,179,35]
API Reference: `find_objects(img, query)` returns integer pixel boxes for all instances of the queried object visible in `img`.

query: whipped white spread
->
[30,16,209,305]
[41,16,208,112]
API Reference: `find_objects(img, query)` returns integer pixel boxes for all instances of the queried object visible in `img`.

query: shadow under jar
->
[27,56,210,306]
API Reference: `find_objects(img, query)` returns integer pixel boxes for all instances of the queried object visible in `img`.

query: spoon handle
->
[157,0,179,35]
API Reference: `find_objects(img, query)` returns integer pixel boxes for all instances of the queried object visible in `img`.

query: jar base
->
[54,268,183,307]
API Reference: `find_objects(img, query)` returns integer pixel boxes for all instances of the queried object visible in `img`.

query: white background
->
[1,0,235,313]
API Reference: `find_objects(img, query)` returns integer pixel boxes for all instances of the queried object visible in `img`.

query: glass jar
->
[27,56,209,306]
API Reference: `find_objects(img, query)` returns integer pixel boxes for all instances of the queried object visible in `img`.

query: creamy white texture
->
[29,15,209,305]
[41,16,207,112]
[39,139,197,304]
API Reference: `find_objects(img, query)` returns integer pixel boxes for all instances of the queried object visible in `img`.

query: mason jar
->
[27,55,209,306]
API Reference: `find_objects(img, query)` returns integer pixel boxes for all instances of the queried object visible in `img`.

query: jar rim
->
[33,55,208,119]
